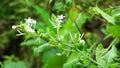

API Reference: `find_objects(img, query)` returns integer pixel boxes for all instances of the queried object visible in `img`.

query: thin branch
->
[75,48,103,67]
[74,22,90,46]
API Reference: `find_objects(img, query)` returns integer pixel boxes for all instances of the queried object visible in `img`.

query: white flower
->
[79,39,85,45]
[25,17,32,23]
[12,25,17,29]
[58,14,65,20]
[12,17,37,36]
[25,25,35,33]
[25,25,31,30]
[56,53,62,56]
[25,17,36,24]
[56,14,65,23]
[56,19,63,23]
[31,19,36,24]
[26,28,35,33]
[24,17,37,33]
[49,14,65,29]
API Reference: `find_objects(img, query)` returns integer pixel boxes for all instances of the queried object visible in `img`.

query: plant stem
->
[102,38,119,56]
[75,48,103,67]
[0,62,3,68]
[74,22,90,47]
[57,28,61,40]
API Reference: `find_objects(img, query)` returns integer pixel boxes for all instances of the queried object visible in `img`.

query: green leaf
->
[0,62,3,68]
[96,44,106,67]
[32,4,53,28]
[103,45,119,64]
[43,55,66,68]
[49,0,53,4]
[111,6,120,17]
[76,12,88,28]
[17,8,28,13]
[20,39,39,46]
[42,48,59,63]
[62,6,79,36]
[36,22,46,31]
[94,6,115,25]
[107,25,120,38]
[33,43,49,56]
[4,61,27,68]
[63,51,80,68]
[110,63,119,68]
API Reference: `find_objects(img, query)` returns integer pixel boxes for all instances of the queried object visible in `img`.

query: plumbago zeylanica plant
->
[12,6,120,68]
[12,14,89,67]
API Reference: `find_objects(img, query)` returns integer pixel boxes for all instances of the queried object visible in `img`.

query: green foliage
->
[4,61,27,68]
[103,45,119,64]
[20,39,40,46]
[1,0,120,68]
[43,55,66,68]
[107,25,120,38]
[94,6,115,25]
[76,12,90,28]
[96,44,120,67]
[63,51,80,68]
[33,43,49,56]
[3,55,27,68]
[32,4,53,29]
[42,48,59,63]
[96,44,106,67]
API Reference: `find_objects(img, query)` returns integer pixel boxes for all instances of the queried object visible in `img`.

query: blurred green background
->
[0,0,120,68]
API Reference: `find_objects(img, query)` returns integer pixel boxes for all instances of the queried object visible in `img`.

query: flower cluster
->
[56,14,65,23]
[70,33,85,45]
[49,14,65,29]
[12,17,37,36]
[25,17,36,24]
[24,17,36,33]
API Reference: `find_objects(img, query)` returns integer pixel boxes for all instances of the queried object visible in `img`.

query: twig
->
[75,48,103,67]
[74,22,90,46]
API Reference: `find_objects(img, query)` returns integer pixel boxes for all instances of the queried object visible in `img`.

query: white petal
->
[56,53,62,56]
[79,39,85,45]
[12,25,17,29]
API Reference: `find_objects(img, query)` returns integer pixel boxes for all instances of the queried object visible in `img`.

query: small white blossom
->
[25,17,32,23]
[12,17,37,36]
[56,19,63,23]
[25,25,35,33]
[12,25,17,29]
[58,14,65,20]
[79,39,85,45]
[26,28,35,33]
[31,19,36,24]
[24,17,37,33]
[49,14,65,29]
[25,17,36,24]
[56,14,65,23]
[56,53,62,56]
[25,25,31,30]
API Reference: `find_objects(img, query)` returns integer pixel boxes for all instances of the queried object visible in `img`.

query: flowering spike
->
[56,14,65,23]
[25,17,36,24]
[12,17,37,35]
